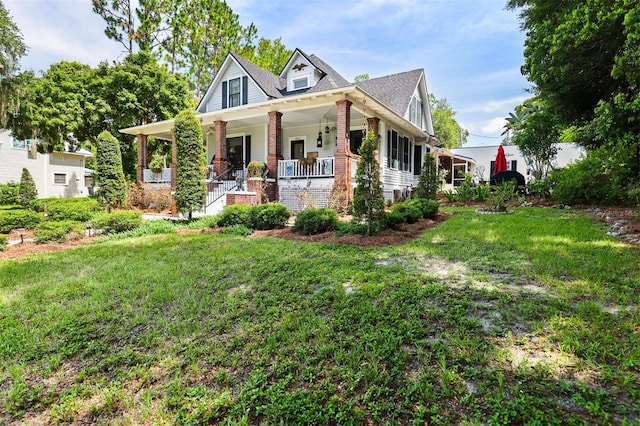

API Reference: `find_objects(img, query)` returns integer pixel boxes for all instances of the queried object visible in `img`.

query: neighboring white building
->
[451,143,586,184]
[0,130,93,198]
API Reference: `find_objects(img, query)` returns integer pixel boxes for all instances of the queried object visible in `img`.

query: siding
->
[284,55,320,91]
[205,61,267,112]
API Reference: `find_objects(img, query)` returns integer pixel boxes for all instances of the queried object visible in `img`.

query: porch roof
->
[433,148,476,164]
[120,86,432,143]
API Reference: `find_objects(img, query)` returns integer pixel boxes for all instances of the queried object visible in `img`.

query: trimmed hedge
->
[293,208,338,235]
[91,211,143,234]
[252,203,290,230]
[46,199,102,222]
[0,210,42,233]
[405,198,439,219]
[34,221,86,243]
[392,203,422,224]
[217,204,253,228]
[0,234,7,251]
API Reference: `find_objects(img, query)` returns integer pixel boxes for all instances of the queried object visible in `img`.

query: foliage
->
[92,0,139,53]
[353,73,370,82]
[352,131,385,235]
[0,181,19,205]
[0,0,27,126]
[91,211,143,234]
[527,178,552,199]
[29,197,98,213]
[405,198,439,219]
[251,203,290,230]
[33,220,85,244]
[391,202,422,224]
[0,234,7,251]
[219,224,253,236]
[0,209,41,233]
[548,147,634,205]
[242,37,292,75]
[217,204,253,228]
[430,94,468,149]
[510,105,560,179]
[46,198,102,222]
[174,110,206,220]
[293,208,338,235]
[488,180,517,212]
[247,161,266,178]
[1,208,639,423]
[455,174,476,202]
[95,131,127,211]
[414,152,439,200]
[184,215,218,230]
[334,220,371,236]
[127,182,172,212]
[442,189,458,202]
[148,155,163,173]
[98,218,177,242]
[383,210,405,229]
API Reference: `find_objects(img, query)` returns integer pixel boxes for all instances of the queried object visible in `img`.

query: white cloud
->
[482,117,507,134]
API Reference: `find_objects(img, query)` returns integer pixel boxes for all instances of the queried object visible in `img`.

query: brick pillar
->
[212,120,227,176]
[267,111,282,201]
[170,130,178,217]
[136,134,148,183]
[334,99,352,199]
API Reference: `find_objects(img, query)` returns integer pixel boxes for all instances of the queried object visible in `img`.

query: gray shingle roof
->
[355,69,423,117]
[230,52,286,99]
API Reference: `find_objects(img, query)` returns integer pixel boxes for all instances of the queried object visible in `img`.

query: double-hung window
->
[222,76,248,109]
[410,96,423,128]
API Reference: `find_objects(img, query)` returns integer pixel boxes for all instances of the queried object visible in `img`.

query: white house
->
[450,143,585,184]
[0,130,93,199]
[121,48,474,213]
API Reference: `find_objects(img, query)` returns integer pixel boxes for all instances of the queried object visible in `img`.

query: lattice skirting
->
[279,185,332,212]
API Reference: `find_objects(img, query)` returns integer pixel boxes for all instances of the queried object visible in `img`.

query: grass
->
[0,207,638,424]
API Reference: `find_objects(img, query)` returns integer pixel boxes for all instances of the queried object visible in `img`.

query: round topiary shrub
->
[0,210,42,233]
[293,208,338,235]
[34,220,86,243]
[383,210,405,229]
[405,198,439,219]
[252,203,290,230]
[217,204,254,228]
[392,203,422,224]
[91,211,143,234]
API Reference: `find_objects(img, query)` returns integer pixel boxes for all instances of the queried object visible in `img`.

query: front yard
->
[1,207,638,424]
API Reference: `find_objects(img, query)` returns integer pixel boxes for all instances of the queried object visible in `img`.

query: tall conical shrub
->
[18,168,38,207]
[174,110,206,220]
[352,131,385,235]
[95,130,126,211]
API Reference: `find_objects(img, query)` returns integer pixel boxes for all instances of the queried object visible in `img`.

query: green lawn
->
[1,207,638,425]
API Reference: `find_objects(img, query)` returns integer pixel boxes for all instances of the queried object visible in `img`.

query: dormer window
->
[222,76,248,109]
[293,77,308,90]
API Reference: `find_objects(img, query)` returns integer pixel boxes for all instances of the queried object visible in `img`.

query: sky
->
[5,0,531,147]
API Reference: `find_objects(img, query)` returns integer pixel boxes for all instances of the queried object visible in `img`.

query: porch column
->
[267,111,282,201]
[170,129,178,217]
[136,134,148,183]
[334,99,352,199]
[212,120,227,176]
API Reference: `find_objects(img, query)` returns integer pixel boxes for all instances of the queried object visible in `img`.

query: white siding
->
[205,124,268,164]
[0,130,88,198]
[282,123,336,159]
[205,61,268,112]
[283,52,321,91]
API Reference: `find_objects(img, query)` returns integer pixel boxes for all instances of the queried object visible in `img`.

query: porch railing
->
[278,157,334,179]
[143,168,172,183]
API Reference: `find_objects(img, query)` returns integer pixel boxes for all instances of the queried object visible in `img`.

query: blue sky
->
[5,0,530,147]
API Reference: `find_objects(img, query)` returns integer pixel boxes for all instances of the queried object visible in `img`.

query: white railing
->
[278,157,334,178]
[143,168,172,183]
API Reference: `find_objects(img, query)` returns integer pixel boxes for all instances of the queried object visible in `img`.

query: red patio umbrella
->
[493,145,508,175]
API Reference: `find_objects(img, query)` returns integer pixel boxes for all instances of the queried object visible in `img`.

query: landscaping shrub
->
[220,224,253,236]
[474,184,492,202]
[335,220,372,235]
[127,183,172,212]
[252,203,290,230]
[46,199,102,222]
[33,221,85,243]
[18,168,38,207]
[0,234,7,251]
[405,198,439,219]
[0,210,42,233]
[98,219,176,241]
[455,174,476,202]
[392,203,422,224]
[217,204,253,228]
[91,211,143,234]
[383,211,405,229]
[293,208,338,235]
[0,182,20,205]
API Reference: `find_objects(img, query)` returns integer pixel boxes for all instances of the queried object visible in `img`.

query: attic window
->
[409,96,423,128]
[293,77,308,90]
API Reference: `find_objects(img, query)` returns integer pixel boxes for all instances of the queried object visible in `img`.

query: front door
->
[291,139,304,160]
[227,136,244,171]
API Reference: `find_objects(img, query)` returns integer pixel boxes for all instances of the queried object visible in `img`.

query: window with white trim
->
[53,173,67,185]
[228,77,241,107]
[409,96,423,128]
[12,137,32,150]
[293,77,308,90]
[386,129,413,171]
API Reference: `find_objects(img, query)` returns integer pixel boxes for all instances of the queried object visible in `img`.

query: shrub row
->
[46,199,102,222]
[217,203,290,230]
[91,211,143,235]
[0,234,7,251]
[34,221,86,243]
[0,210,42,233]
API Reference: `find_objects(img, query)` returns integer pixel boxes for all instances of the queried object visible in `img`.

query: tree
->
[414,152,439,199]
[354,73,369,83]
[95,130,127,211]
[241,37,292,75]
[0,0,27,127]
[510,108,559,179]
[174,110,206,220]
[430,94,467,149]
[18,168,37,207]
[352,131,385,235]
